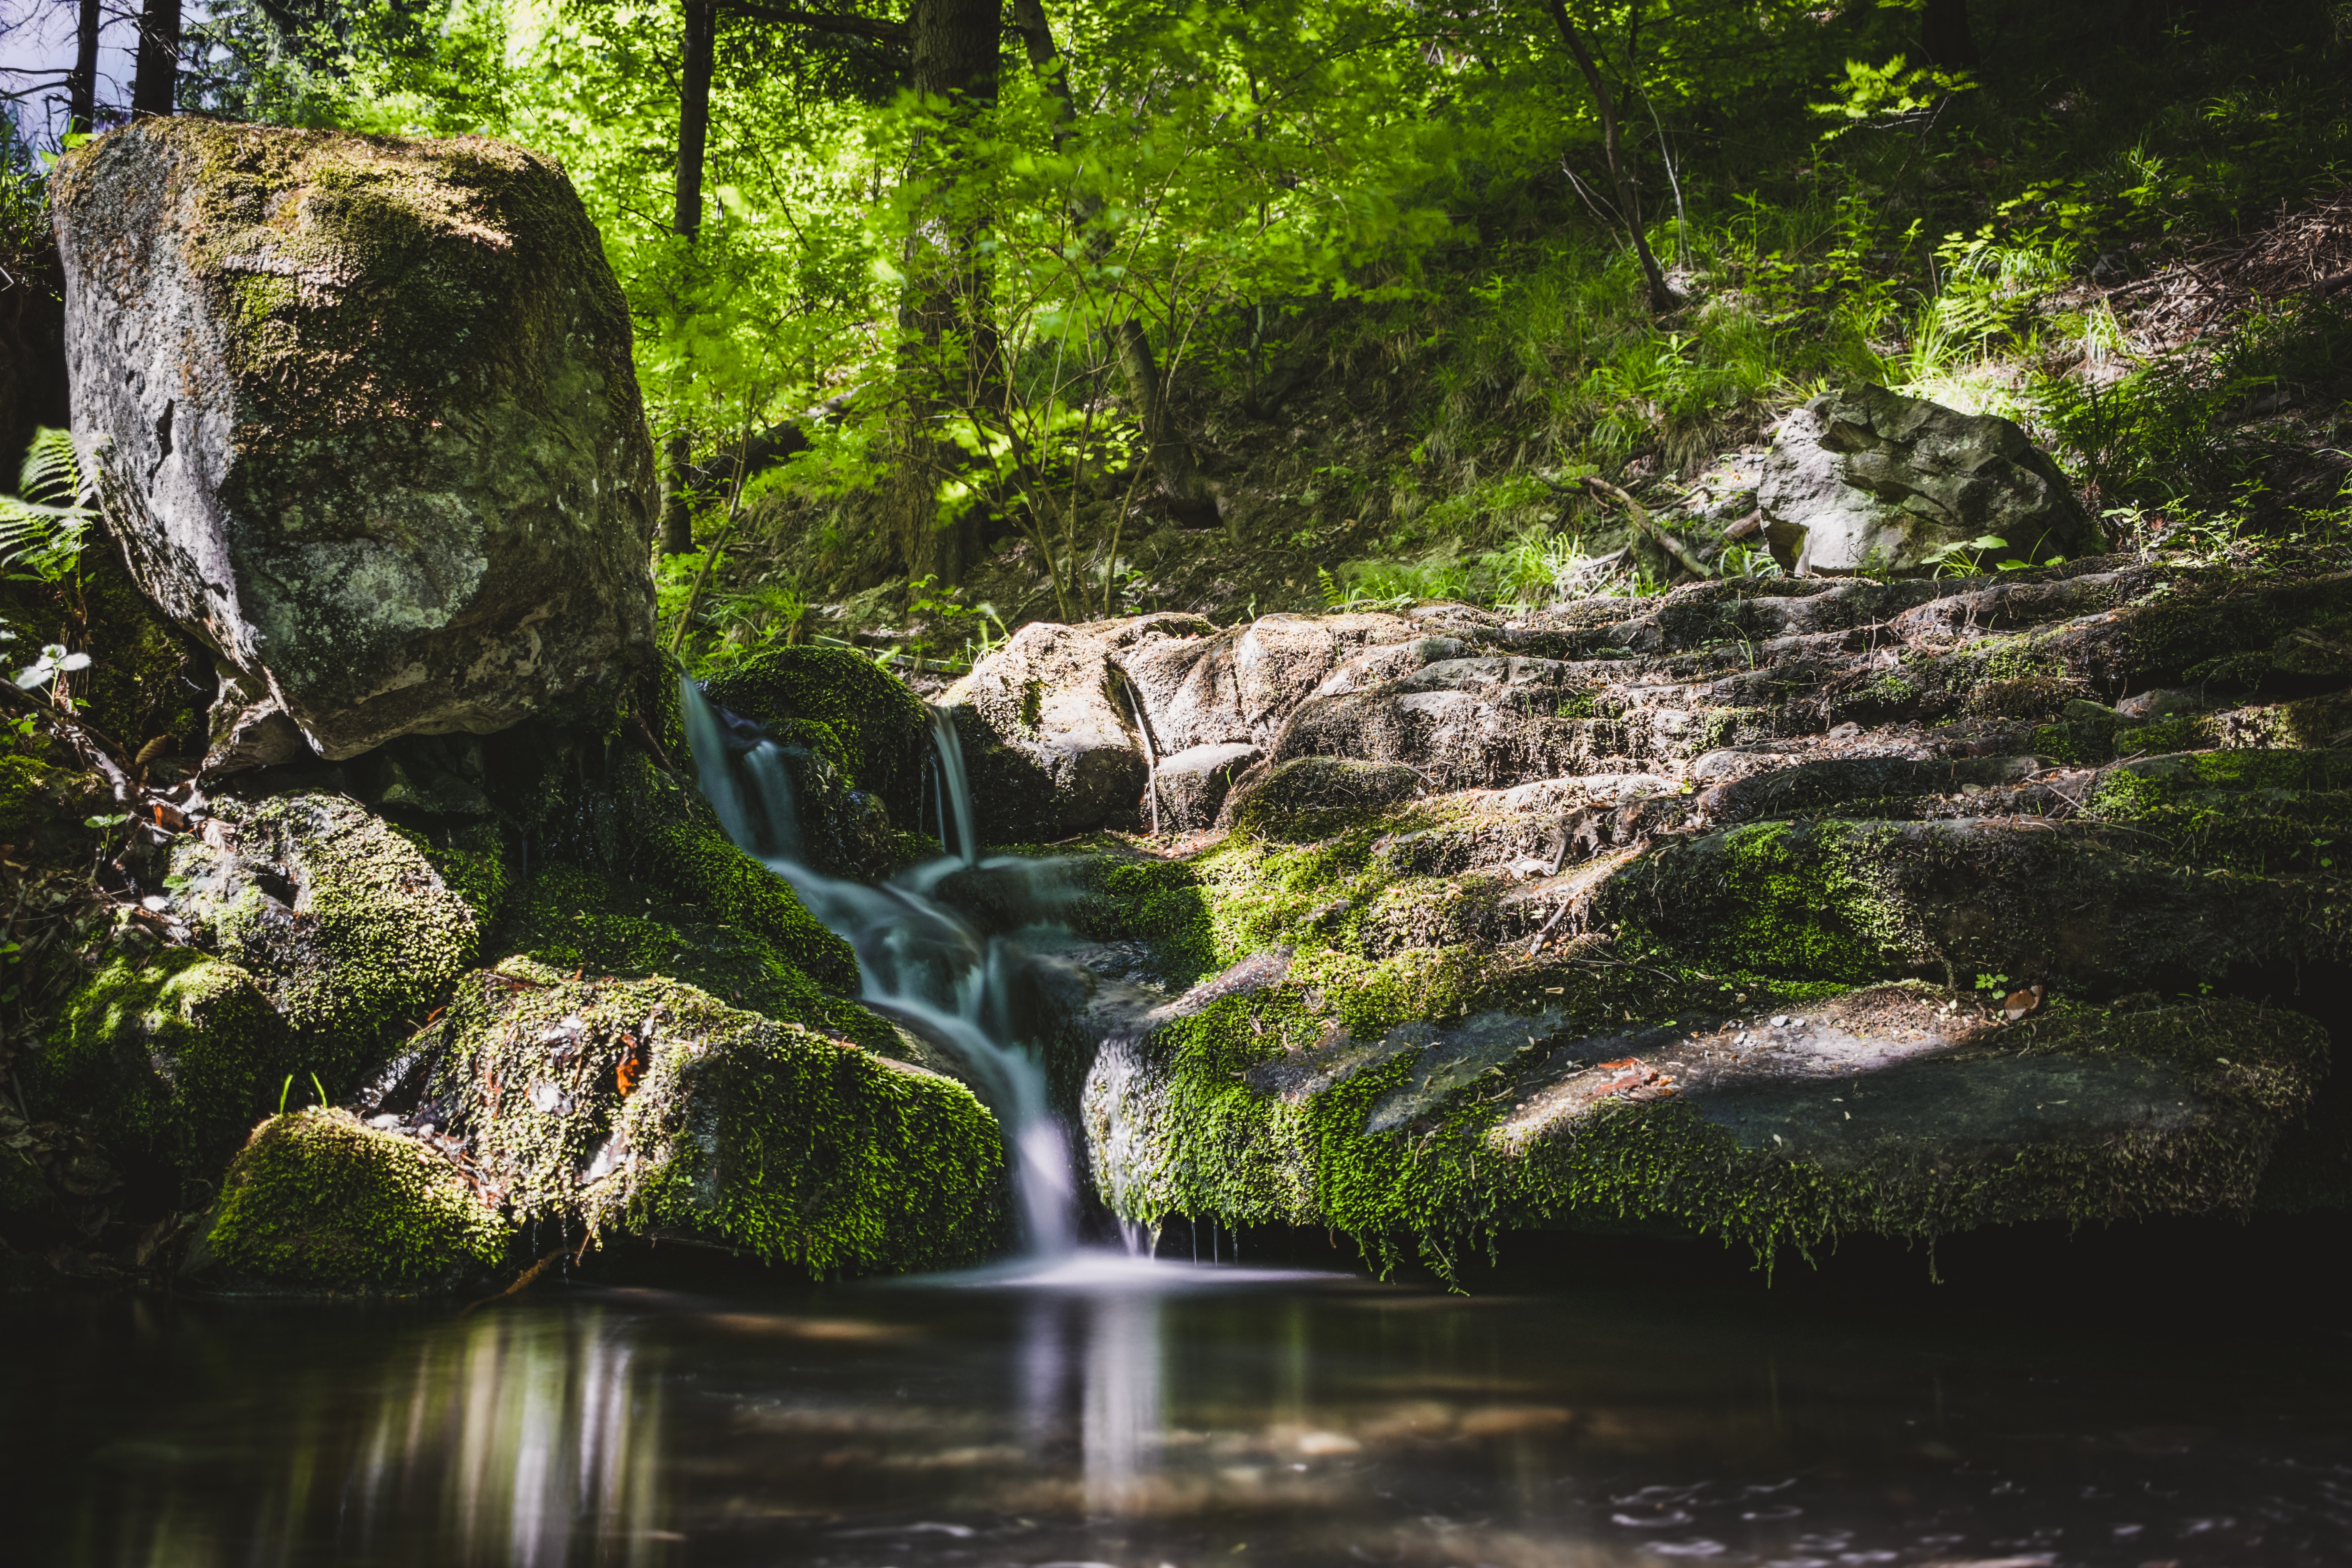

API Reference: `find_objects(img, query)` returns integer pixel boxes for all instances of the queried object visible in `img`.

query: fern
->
[0,427,94,583]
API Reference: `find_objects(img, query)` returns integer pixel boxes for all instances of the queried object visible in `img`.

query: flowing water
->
[680,680,1075,1255]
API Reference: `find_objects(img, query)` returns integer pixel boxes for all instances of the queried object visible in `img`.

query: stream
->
[5,1264,2348,1566]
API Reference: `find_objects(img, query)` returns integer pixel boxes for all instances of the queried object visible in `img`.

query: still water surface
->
[5,1250,2348,1568]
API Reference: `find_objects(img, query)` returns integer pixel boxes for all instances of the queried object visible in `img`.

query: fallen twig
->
[1581,475,1715,579]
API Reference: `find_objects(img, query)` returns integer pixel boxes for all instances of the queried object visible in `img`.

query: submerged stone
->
[52,120,657,762]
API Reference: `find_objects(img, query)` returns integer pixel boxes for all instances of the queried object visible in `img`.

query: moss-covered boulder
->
[200,1108,509,1291]
[36,948,289,1173]
[498,862,901,1055]
[409,967,1002,1275]
[703,647,935,826]
[1082,973,2324,1271]
[161,790,484,1078]
[52,119,657,762]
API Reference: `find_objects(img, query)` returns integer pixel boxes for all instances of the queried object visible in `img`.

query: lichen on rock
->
[51,119,657,762]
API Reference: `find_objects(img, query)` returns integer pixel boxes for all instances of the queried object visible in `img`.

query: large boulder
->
[398,967,1006,1276]
[1759,383,2091,575]
[51,121,657,763]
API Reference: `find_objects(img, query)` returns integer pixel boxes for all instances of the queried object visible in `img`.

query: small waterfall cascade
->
[679,678,1075,1256]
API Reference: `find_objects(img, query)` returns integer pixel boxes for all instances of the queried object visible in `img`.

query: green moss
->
[436,972,1004,1276]
[426,822,510,929]
[1088,989,2324,1280]
[702,647,935,822]
[501,863,893,1050]
[607,751,858,990]
[0,751,103,863]
[204,1108,509,1290]
[190,792,483,1072]
[37,949,290,1172]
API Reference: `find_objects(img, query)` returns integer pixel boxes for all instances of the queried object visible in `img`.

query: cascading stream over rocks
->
[681,677,1078,1256]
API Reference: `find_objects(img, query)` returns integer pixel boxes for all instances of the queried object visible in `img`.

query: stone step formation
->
[942,552,2352,1274]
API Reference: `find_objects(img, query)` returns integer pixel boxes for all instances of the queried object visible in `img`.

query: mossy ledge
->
[944,550,2352,1275]
[421,968,1006,1276]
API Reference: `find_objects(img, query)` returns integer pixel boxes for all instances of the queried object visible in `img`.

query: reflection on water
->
[7,1267,2352,1568]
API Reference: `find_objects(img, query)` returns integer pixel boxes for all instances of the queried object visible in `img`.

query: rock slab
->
[1759,383,2090,575]
[52,121,657,762]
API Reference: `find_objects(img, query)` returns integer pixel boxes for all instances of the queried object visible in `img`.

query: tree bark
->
[1540,0,1677,314]
[67,0,101,135]
[675,0,719,238]
[1920,0,1980,71]
[1011,0,1217,528]
[882,0,1001,588]
[129,0,180,119]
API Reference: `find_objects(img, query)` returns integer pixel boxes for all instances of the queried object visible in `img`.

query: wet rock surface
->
[52,120,657,763]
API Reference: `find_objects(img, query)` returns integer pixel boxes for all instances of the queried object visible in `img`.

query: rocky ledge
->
[948,548,2352,1272]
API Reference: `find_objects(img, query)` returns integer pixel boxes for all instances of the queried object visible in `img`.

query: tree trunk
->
[1012,0,1217,528]
[1920,0,1980,71]
[883,0,1001,588]
[1541,0,1676,314]
[68,0,101,135]
[675,0,719,238]
[130,0,180,119]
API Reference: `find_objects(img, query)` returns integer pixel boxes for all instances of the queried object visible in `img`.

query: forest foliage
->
[4,0,2350,671]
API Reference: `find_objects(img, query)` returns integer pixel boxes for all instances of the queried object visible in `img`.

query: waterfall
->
[680,677,1075,1256]
[928,708,979,869]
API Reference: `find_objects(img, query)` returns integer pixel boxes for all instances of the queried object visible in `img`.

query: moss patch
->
[499,863,895,1052]
[204,1108,509,1290]
[37,948,289,1173]
[172,791,482,1077]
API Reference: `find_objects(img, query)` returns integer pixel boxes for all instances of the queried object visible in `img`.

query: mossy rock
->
[1603,816,2345,992]
[1080,968,2329,1276]
[702,647,935,825]
[601,750,858,990]
[427,969,1004,1276]
[164,790,484,1079]
[499,863,895,1053]
[200,1108,510,1291]
[36,948,290,1173]
[1228,757,1429,841]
